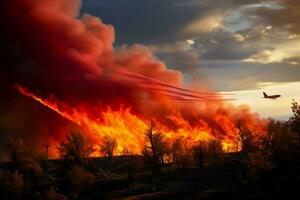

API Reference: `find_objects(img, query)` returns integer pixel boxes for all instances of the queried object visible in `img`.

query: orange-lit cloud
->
[0,0,268,156]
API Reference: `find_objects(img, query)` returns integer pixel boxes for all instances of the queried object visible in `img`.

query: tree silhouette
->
[144,122,167,174]
[170,138,184,164]
[192,141,208,167]
[57,132,94,165]
[206,139,224,164]
[7,138,25,172]
[237,121,256,153]
[169,138,194,169]
[290,100,300,144]
[245,102,300,181]
[100,136,117,159]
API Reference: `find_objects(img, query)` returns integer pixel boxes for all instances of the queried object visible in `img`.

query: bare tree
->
[169,138,193,169]
[57,132,94,165]
[143,122,168,174]
[237,121,256,153]
[170,138,184,164]
[100,136,117,159]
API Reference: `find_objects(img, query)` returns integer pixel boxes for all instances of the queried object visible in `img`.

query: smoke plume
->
[0,0,266,156]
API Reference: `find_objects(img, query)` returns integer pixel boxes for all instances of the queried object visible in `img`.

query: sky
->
[81,0,300,119]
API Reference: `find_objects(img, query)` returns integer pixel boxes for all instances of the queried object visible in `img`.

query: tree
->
[290,100,300,144]
[267,120,299,175]
[206,139,224,164]
[143,122,168,174]
[65,166,95,195]
[207,139,223,156]
[192,141,208,167]
[170,138,184,164]
[247,107,300,182]
[237,121,256,153]
[7,138,24,163]
[57,132,94,165]
[7,138,25,172]
[100,136,117,159]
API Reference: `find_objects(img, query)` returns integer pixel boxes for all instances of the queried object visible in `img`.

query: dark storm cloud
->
[155,48,201,73]
[81,0,206,45]
[195,30,260,60]
[81,0,300,91]
[80,0,262,45]
[247,0,300,34]
[81,0,230,74]
[282,56,300,65]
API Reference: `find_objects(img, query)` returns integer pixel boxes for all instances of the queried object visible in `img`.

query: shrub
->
[21,159,43,178]
[34,186,68,200]
[65,166,95,194]
[58,132,94,166]
[0,170,24,199]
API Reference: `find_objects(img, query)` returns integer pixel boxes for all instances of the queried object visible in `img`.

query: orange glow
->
[17,85,267,156]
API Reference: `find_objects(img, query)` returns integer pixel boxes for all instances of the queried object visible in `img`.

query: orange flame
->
[16,85,266,155]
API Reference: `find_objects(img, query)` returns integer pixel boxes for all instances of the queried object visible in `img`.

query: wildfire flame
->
[16,85,265,155]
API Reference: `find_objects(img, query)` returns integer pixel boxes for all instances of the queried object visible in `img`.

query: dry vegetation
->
[0,102,300,199]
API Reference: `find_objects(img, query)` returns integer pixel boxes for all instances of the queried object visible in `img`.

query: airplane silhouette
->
[263,92,281,100]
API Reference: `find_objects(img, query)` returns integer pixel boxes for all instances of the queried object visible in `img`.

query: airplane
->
[263,92,281,100]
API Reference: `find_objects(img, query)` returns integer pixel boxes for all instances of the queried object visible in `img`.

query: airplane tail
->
[263,92,268,98]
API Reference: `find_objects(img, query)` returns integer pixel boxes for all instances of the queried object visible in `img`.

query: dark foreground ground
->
[97,166,298,200]
[68,155,299,200]
[1,154,299,200]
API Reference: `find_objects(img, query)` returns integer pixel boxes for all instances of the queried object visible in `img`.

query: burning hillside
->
[0,0,267,157]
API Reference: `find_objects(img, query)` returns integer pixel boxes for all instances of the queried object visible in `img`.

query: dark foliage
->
[0,102,299,199]
[57,132,94,166]
[100,136,117,159]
